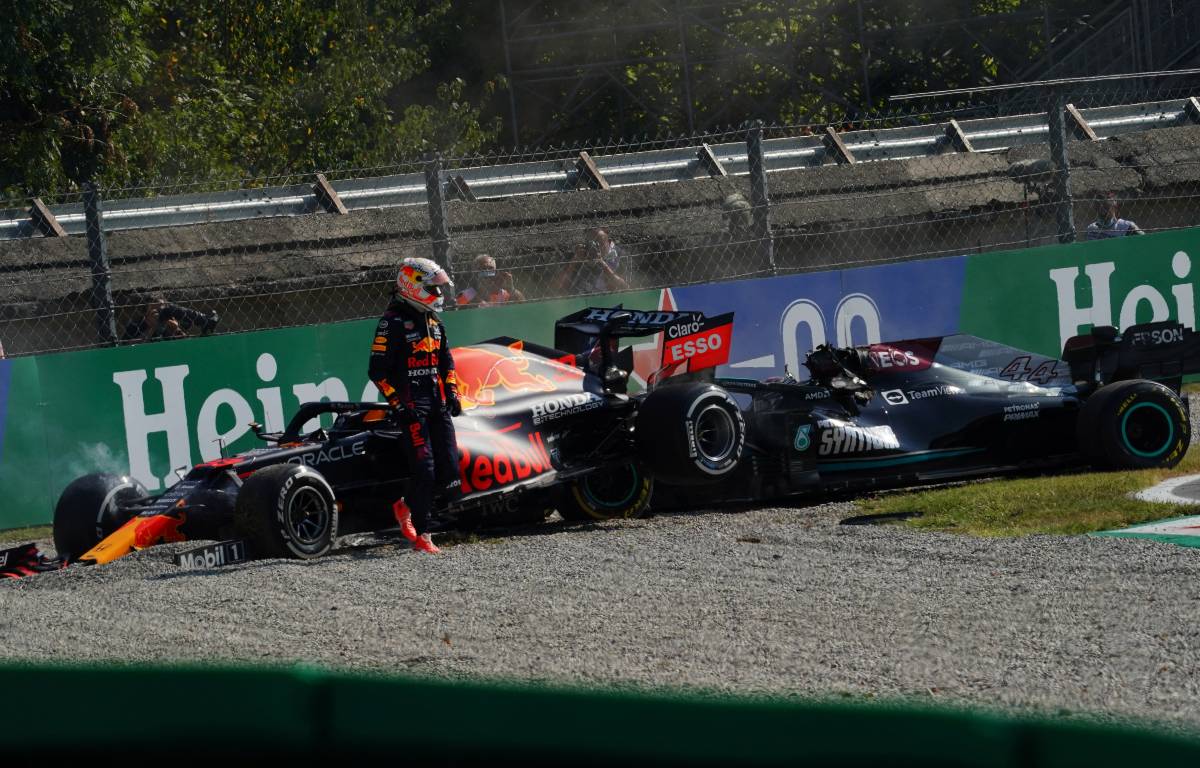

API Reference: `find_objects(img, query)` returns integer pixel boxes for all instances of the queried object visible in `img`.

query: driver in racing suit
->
[368,257,463,554]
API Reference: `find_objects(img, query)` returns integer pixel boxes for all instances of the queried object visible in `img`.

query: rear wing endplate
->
[1062,321,1200,391]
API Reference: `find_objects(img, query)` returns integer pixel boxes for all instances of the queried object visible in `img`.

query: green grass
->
[0,525,52,544]
[857,452,1200,537]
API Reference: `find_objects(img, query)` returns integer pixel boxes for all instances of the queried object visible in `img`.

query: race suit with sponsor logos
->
[367,300,461,534]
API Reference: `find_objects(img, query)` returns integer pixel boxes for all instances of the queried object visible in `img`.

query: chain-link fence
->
[4,78,1200,358]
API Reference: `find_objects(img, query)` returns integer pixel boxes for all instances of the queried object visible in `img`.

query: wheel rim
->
[694,404,737,465]
[287,486,331,545]
[1120,402,1174,458]
[581,465,642,510]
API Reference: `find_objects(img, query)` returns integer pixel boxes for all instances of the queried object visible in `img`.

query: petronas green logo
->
[794,424,812,451]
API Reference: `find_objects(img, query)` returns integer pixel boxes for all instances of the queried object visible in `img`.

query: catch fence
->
[3,80,1200,357]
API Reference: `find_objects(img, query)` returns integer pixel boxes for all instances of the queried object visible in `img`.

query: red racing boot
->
[412,533,441,555]
[392,499,418,543]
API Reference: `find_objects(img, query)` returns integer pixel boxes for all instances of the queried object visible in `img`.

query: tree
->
[0,0,153,198]
[490,0,1117,146]
[0,0,502,199]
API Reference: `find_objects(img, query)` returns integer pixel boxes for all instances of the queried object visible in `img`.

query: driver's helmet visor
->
[425,269,452,296]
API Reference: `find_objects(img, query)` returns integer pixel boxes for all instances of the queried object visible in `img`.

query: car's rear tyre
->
[558,464,653,521]
[1075,384,1121,466]
[1078,379,1190,470]
[234,464,338,559]
[635,383,745,484]
[53,473,148,562]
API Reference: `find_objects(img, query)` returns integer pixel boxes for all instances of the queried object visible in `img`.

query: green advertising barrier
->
[0,292,653,529]
[960,229,1200,357]
[1,663,1198,765]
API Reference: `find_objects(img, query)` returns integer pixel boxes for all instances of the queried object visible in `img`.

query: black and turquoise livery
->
[656,320,1197,505]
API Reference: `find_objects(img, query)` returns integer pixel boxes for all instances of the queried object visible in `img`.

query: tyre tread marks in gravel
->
[1079,380,1190,470]
[234,464,338,559]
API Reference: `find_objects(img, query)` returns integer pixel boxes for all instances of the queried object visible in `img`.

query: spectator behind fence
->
[122,294,219,343]
[553,227,630,295]
[1086,193,1143,240]
[456,254,525,307]
[722,192,753,237]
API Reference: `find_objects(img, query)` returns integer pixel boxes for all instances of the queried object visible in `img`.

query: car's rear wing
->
[554,306,722,343]
[554,306,735,386]
[1062,321,1200,392]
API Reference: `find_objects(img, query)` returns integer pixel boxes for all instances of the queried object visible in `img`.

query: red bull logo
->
[412,336,441,353]
[458,429,553,493]
[408,421,425,450]
[454,341,557,411]
[133,513,188,549]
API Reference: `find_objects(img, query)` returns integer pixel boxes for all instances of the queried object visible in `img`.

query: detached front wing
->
[0,543,65,579]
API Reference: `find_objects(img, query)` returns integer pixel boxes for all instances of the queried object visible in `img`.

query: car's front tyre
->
[234,464,338,559]
[53,474,149,561]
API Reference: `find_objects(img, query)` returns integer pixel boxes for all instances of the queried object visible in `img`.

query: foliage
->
[495,0,1116,144]
[0,0,502,199]
[0,0,152,197]
[0,0,1126,197]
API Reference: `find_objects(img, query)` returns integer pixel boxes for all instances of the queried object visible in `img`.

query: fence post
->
[424,154,453,289]
[1046,89,1076,244]
[746,121,777,275]
[83,182,118,345]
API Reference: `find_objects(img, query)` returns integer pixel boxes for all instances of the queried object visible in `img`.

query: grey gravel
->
[4,502,1200,732]
[2,393,1198,731]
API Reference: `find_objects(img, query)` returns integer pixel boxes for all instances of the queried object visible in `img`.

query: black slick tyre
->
[53,474,149,561]
[1078,379,1190,470]
[234,464,338,559]
[1075,384,1122,467]
[558,464,653,521]
[635,383,745,484]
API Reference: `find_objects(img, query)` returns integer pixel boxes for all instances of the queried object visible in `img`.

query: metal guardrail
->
[1,98,1195,240]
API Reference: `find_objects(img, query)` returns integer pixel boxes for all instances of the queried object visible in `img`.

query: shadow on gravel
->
[839,511,924,526]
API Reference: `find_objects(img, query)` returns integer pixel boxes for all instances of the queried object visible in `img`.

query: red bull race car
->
[2,307,745,575]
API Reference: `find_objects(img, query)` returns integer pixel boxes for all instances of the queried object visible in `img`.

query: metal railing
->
[5,87,1200,360]
[2,97,1196,240]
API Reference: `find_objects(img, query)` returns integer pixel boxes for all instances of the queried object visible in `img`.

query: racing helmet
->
[395,257,453,313]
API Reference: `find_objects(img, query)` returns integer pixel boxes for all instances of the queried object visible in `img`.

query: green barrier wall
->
[960,228,1200,357]
[1,664,1197,765]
